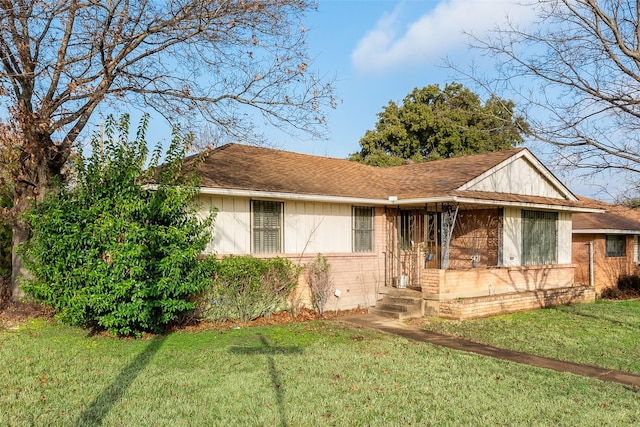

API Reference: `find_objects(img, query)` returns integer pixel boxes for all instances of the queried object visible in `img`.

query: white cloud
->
[351,0,537,73]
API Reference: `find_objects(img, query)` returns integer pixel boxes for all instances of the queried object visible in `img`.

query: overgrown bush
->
[617,274,640,294]
[307,253,332,316]
[22,114,215,336]
[601,275,640,300]
[197,256,300,323]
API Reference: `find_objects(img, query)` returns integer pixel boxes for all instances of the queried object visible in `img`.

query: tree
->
[0,0,334,299]
[22,114,215,336]
[0,193,10,282]
[349,83,528,166]
[464,1,640,188]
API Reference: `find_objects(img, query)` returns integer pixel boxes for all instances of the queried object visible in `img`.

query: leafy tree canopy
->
[349,82,529,166]
[22,114,215,336]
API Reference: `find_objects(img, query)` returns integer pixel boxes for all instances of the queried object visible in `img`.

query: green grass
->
[1,315,639,426]
[420,299,640,375]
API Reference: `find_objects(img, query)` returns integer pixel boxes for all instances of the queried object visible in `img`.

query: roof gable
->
[379,148,526,199]
[459,150,577,201]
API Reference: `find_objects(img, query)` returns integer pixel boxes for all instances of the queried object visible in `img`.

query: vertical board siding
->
[502,207,522,266]
[200,197,355,255]
[284,202,352,253]
[468,157,565,198]
[557,211,572,264]
[197,195,250,255]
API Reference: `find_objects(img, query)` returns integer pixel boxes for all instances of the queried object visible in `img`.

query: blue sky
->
[122,0,610,199]
[286,0,536,159]
[288,0,616,200]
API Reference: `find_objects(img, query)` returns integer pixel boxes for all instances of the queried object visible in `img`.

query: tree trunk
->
[9,133,69,300]
[10,218,29,300]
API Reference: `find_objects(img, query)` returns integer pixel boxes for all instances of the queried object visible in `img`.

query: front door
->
[386,208,442,288]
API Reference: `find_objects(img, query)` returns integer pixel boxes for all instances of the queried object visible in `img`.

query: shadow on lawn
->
[230,335,303,427]
[75,335,167,427]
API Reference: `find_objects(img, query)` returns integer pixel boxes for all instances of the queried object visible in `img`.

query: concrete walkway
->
[338,313,640,388]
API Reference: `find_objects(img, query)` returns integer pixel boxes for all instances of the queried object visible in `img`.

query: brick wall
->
[572,233,637,293]
[438,286,595,319]
[448,209,500,268]
[420,264,575,299]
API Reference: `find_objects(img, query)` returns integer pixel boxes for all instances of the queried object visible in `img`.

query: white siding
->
[197,196,355,255]
[558,211,572,264]
[197,195,250,255]
[468,157,565,198]
[502,207,522,266]
[284,202,352,253]
[501,207,572,266]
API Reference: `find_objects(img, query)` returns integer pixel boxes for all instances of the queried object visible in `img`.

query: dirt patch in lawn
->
[176,307,369,333]
[0,297,368,333]
[0,300,55,330]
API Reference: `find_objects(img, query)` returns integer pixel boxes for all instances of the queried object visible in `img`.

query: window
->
[606,235,626,258]
[353,206,374,252]
[252,200,283,253]
[522,210,557,265]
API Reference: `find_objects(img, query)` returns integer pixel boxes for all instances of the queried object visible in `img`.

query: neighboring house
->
[572,198,640,293]
[191,143,600,319]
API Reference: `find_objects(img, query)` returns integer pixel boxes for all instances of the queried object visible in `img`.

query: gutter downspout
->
[589,241,594,288]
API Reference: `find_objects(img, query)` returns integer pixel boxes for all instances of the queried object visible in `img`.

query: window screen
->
[353,206,374,252]
[252,200,283,253]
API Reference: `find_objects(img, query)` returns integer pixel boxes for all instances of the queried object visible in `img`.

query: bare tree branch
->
[0,0,335,297]
[457,1,640,183]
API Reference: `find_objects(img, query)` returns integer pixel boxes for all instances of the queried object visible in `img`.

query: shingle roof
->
[573,197,640,232]
[190,143,587,209]
[192,143,389,199]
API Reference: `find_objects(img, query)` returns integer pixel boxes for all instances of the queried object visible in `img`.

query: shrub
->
[21,114,215,336]
[617,274,640,294]
[307,253,332,316]
[600,275,640,300]
[197,256,300,323]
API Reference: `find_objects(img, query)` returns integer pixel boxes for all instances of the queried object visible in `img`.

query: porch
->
[375,204,595,319]
[420,264,594,319]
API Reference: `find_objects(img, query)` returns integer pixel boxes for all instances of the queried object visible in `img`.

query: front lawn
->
[1,316,639,426]
[419,299,640,375]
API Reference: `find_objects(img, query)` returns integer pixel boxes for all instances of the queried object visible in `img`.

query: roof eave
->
[573,229,640,234]
[197,187,605,212]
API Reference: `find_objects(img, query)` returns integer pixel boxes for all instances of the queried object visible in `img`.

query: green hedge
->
[197,256,301,323]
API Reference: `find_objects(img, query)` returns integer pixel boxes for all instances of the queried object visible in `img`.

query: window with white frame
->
[251,200,283,253]
[522,210,557,265]
[605,235,626,258]
[353,206,374,252]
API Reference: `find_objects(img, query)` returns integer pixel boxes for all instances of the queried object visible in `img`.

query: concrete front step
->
[376,302,416,313]
[382,296,422,306]
[379,287,422,298]
[369,307,421,320]
[370,286,424,320]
